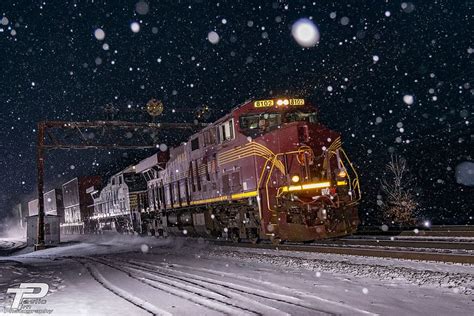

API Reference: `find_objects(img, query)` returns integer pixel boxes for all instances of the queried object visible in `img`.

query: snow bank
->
[207,245,474,295]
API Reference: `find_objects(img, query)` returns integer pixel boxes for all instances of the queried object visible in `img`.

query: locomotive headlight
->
[283,99,289,105]
[276,99,290,106]
[291,175,300,183]
[277,99,283,106]
[337,170,347,178]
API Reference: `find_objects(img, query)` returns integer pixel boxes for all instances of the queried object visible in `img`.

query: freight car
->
[27,189,64,219]
[61,176,102,234]
[137,97,361,243]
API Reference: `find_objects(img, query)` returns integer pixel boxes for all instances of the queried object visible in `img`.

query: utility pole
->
[35,122,46,250]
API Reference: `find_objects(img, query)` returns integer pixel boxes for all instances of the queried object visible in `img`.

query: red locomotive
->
[138,97,361,243]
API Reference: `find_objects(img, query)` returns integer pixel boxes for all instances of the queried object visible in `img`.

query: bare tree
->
[380,155,417,225]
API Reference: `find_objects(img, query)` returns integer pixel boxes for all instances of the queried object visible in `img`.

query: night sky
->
[0,0,472,225]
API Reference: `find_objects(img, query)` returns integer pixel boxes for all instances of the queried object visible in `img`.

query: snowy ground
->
[0,238,26,255]
[0,234,472,316]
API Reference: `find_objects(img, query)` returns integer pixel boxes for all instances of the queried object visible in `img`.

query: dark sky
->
[0,0,472,224]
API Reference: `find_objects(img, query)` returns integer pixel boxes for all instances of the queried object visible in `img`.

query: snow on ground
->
[0,234,473,315]
[0,238,26,255]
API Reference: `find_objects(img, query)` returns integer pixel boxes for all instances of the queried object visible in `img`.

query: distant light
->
[94,28,105,40]
[423,220,431,228]
[291,18,320,48]
[207,31,220,44]
[385,11,391,17]
[131,22,140,33]
[159,143,168,152]
[403,94,414,105]
[135,1,149,15]
[455,161,474,186]
[372,55,379,62]
[340,17,350,26]
[140,244,149,253]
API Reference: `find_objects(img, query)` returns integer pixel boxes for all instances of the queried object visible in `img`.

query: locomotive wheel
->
[249,236,260,244]
[231,229,241,243]
[248,228,260,244]
[270,236,283,245]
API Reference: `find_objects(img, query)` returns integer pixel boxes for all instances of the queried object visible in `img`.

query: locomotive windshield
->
[239,113,281,136]
[239,110,317,136]
[285,111,317,124]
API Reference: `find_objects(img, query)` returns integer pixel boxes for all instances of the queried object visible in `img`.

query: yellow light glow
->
[291,175,300,183]
[281,181,331,192]
[337,180,348,186]
[231,190,258,199]
[301,182,331,190]
[338,170,347,178]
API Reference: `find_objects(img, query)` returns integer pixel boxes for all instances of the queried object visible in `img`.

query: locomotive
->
[136,97,361,243]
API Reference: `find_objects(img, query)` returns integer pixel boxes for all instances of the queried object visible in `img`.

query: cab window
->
[285,111,317,124]
[218,119,234,143]
[239,113,281,136]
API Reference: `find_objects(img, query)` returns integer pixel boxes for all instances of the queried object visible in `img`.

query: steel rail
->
[212,241,474,264]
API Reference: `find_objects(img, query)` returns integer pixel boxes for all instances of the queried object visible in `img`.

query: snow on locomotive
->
[136,98,361,243]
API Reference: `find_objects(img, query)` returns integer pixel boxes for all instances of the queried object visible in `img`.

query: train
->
[29,97,361,243]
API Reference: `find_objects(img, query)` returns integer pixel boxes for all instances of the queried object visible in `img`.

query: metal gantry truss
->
[35,120,200,250]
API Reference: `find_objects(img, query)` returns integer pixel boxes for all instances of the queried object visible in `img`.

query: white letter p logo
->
[7,283,49,309]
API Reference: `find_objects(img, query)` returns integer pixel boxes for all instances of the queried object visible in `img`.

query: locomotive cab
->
[234,98,361,242]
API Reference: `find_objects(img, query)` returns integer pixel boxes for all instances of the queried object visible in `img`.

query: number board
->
[289,99,305,105]
[254,100,274,108]
[253,99,305,108]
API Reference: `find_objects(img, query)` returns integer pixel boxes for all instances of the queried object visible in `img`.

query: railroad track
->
[79,255,375,315]
[310,238,474,251]
[356,225,474,237]
[212,240,474,264]
[399,231,474,237]
[72,255,377,315]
